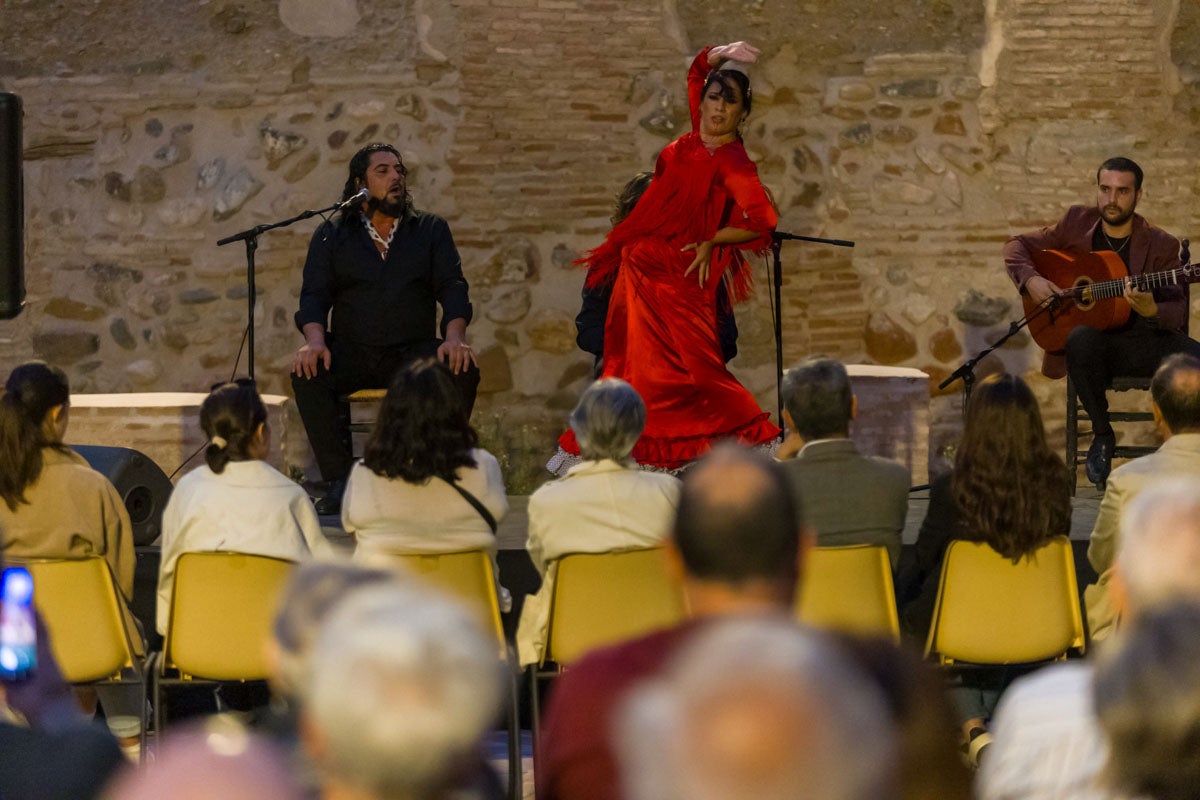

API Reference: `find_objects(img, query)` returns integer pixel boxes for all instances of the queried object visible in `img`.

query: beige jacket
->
[0,447,141,652]
[1084,433,1200,640]
[0,447,135,598]
[515,459,680,666]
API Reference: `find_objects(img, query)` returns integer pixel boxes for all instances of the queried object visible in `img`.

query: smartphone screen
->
[0,566,36,680]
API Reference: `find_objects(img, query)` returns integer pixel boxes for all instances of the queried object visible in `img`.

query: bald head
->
[672,445,803,585]
[1151,353,1200,434]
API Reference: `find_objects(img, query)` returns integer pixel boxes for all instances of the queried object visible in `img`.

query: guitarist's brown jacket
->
[1004,204,1187,378]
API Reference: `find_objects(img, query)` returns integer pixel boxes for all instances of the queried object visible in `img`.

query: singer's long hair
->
[952,372,1072,561]
[339,142,413,222]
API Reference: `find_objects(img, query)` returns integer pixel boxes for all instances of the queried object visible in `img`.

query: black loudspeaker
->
[0,92,22,320]
[73,445,174,547]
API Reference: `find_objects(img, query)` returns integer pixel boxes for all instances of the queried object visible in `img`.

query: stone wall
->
[2,0,1198,491]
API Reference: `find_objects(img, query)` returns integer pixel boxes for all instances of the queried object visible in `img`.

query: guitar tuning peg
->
[1181,238,1190,266]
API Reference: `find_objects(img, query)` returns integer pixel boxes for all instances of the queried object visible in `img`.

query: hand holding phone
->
[0,566,37,680]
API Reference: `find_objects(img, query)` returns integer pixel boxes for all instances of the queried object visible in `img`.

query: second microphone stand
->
[770,231,855,427]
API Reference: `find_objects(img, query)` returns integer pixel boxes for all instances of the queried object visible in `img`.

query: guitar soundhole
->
[1073,276,1094,310]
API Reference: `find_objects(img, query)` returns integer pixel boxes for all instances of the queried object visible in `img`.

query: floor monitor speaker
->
[73,445,174,547]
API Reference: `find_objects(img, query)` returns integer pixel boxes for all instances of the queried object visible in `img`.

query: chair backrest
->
[23,556,137,682]
[165,552,296,681]
[796,545,900,642]
[377,550,506,655]
[925,537,1086,665]
[547,547,685,666]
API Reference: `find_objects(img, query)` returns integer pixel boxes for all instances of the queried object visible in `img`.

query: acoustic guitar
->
[1023,249,1199,353]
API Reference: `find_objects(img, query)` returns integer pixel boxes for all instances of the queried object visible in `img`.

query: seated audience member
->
[1084,352,1200,640]
[157,380,332,635]
[776,356,909,566]
[300,582,505,800]
[107,715,302,800]
[896,372,1071,641]
[893,373,1072,749]
[517,378,680,666]
[617,619,897,800]
[1093,601,1200,800]
[342,358,507,560]
[0,361,143,749]
[834,635,973,800]
[979,477,1200,800]
[536,444,809,800]
[0,541,124,800]
[0,361,135,623]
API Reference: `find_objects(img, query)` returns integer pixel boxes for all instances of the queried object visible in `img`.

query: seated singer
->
[291,143,479,514]
[1004,156,1200,487]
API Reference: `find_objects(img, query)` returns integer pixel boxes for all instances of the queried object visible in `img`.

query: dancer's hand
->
[709,42,761,65]
[682,240,716,288]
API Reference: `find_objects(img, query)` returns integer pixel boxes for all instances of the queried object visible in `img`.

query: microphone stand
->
[939,292,1066,415]
[770,231,855,428]
[217,199,349,382]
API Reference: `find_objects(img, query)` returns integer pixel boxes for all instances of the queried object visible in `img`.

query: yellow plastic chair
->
[925,537,1086,665]
[530,547,686,763]
[796,545,900,642]
[21,556,147,750]
[151,552,296,736]
[372,550,520,800]
[383,550,506,655]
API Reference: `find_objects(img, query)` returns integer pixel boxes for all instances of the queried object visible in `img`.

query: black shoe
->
[314,479,345,516]
[1086,434,1115,488]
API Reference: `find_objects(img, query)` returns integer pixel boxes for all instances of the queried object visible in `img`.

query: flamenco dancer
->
[551,41,781,474]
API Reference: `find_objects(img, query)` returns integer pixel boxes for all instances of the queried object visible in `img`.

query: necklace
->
[1101,229,1130,253]
[363,214,398,260]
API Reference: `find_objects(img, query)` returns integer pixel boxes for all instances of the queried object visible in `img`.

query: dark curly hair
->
[952,373,1072,561]
[362,358,478,484]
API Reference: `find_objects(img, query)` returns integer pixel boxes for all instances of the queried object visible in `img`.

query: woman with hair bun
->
[156,380,332,635]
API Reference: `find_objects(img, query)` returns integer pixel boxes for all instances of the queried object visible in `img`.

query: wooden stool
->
[339,389,387,459]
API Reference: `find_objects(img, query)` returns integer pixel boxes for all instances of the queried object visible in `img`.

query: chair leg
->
[529,666,541,776]
[504,645,522,800]
[1066,376,1078,497]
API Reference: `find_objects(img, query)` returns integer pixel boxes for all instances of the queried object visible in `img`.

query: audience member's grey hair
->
[303,583,504,800]
[1094,601,1200,800]
[781,356,852,441]
[270,559,406,698]
[570,378,646,462]
[1117,477,1200,611]
[616,618,897,800]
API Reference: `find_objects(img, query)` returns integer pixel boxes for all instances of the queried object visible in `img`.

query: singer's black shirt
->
[294,208,472,346]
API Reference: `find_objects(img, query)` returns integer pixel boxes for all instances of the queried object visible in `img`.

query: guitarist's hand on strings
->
[1024,275,1062,307]
[1124,277,1158,318]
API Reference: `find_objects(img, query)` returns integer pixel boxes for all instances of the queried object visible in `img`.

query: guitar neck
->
[1086,262,1199,299]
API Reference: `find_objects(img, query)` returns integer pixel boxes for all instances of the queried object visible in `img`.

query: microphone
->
[334,188,370,212]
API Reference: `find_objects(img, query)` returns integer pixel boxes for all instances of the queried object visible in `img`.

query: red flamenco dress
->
[555,47,781,471]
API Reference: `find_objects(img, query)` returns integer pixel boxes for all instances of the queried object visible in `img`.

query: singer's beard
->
[367,192,412,219]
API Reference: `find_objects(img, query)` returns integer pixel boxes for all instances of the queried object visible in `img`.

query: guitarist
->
[1004,156,1200,487]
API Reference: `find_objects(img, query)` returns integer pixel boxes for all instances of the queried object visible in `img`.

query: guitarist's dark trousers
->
[1066,318,1200,437]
